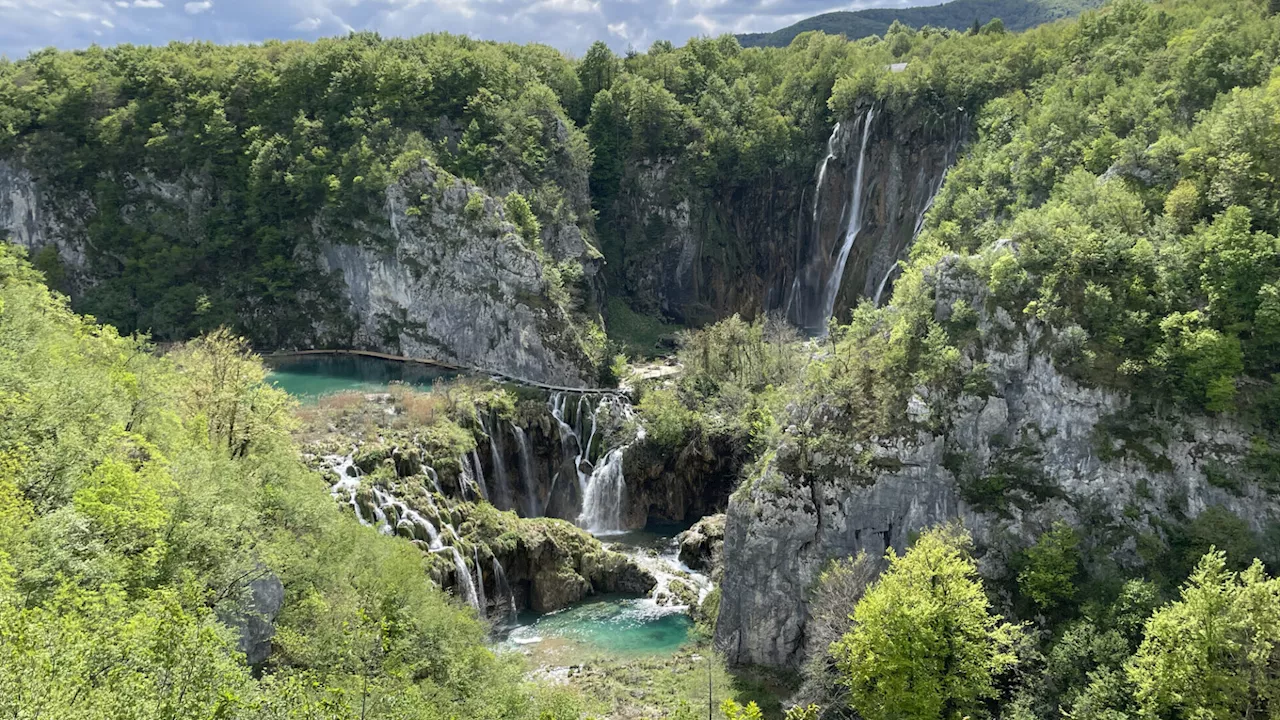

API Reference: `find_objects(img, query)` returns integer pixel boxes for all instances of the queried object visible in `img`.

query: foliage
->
[1129,550,1280,719]
[1018,521,1082,613]
[0,244,576,718]
[0,33,591,348]
[833,525,1023,720]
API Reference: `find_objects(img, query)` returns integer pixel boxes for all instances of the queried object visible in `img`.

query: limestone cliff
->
[602,107,964,333]
[714,253,1280,668]
[0,157,599,386]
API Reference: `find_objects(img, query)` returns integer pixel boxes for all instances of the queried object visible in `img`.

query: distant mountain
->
[736,0,1104,48]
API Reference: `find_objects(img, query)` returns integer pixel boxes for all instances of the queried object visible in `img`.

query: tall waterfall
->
[469,448,488,502]
[511,425,540,517]
[787,108,878,334]
[482,412,515,512]
[472,545,487,615]
[819,106,877,332]
[491,556,517,623]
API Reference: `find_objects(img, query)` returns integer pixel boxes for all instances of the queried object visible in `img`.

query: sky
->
[0,0,932,58]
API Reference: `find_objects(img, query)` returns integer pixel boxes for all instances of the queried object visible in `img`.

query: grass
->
[558,642,799,720]
[606,297,683,360]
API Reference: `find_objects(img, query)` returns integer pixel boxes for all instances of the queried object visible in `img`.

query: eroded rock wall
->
[714,255,1280,668]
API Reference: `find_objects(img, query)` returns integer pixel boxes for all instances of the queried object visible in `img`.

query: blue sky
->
[0,0,932,57]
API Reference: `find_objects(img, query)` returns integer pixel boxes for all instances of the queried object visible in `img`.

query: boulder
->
[678,513,726,572]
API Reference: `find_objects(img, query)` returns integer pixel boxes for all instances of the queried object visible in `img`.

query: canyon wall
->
[714,254,1280,668]
[0,158,600,386]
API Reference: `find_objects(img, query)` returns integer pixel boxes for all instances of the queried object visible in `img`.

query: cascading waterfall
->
[482,412,515,512]
[571,395,644,535]
[511,425,539,517]
[819,106,877,332]
[469,447,489,502]
[491,556,517,623]
[324,453,372,526]
[472,545,487,615]
[326,455,484,614]
[440,545,480,611]
[871,153,953,308]
[785,123,843,321]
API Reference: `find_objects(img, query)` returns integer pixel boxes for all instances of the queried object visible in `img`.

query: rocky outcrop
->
[601,158,809,326]
[0,160,91,291]
[310,164,596,386]
[218,573,284,667]
[678,514,725,572]
[714,254,1280,668]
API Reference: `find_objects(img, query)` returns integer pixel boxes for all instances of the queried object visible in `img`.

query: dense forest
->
[4,0,1280,717]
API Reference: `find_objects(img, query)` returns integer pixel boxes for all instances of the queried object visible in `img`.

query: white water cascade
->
[547,393,643,535]
[819,106,877,332]
[324,453,484,613]
[472,545,488,615]
[491,556,517,623]
[481,412,515,511]
[511,425,540,517]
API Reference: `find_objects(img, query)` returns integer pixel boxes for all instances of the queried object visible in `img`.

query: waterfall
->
[437,545,480,612]
[324,453,373,527]
[812,121,840,227]
[482,413,515,512]
[472,545,488,615]
[491,556,517,623]
[872,157,951,308]
[574,395,643,534]
[511,425,540,517]
[820,106,877,332]
[469,447,489,502]
[550,392,590,498]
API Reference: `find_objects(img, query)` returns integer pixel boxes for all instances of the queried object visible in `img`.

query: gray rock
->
[715,258,1280,669]
[222,574,285,667]
[678,513,726,572]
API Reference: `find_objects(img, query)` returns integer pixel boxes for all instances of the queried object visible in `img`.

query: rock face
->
[787,107,964,331]
[311,164,596,386]
[218,573,285,667]
[602,158,808,326]
[0,160,91,290]
[0,156,598,386]
[714,255,1280,669]
[678,514,726,572]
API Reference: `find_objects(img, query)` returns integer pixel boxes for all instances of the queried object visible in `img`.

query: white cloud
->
[291,16,321,30]
[183,0,211,14]
[133,0,165,7]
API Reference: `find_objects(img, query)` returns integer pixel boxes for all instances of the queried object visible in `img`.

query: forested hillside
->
[4,0,1280,718]
[0,243,585,716]
[736,0,1103,49]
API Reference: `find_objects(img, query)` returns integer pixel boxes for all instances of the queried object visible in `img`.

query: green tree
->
[833,525,1023,720]
[1018,522,1082,613]
[1129,550,1280,719]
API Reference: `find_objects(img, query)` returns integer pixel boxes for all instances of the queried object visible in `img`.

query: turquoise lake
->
[265,354,458,400]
